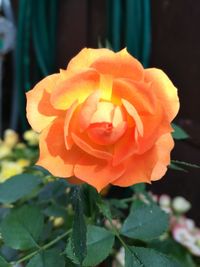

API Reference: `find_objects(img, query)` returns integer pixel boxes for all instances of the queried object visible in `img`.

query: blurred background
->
[0,0,200,221]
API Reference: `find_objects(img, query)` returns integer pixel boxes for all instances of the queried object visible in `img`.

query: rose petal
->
[67,48,114,71]
[112,106,125,127]
[50,69,100,110]
[99,74,113,101]
[91,102,114,124]
[37,118,82,177]
[151,133,174,180]
[112,155,152,187]
[87,121,127,146]
[145,68,180,121]
[112,78,156,114]
[38,90,64,117]
[122,99,144,137]
[91,48,144,80]
[74,155,125,192]
[138,109,173,154]
[64,100,79,149]
[71,133,112,160]
[26,74,61,132]
[113,128,138,166]
[113,133,174,187]
[78,90,100,132]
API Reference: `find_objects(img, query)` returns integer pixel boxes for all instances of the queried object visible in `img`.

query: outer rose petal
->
[38,90,64,117]
[138,104,173,154]
[145,68,180,121]
[74,155,126,192]
[50,69,100,110]
[26,74,61,132]
[67,48,114,71]
[151,133,174,180]
[112,133,174,187]
[112,78,156,114]
[37,118,83,177]
[91,48,144,80]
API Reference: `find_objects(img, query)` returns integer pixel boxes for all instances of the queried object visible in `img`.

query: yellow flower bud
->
[23,130,39,146]
[53,217,64,228]
[0,161,23,182]
[17,159,30,168]
[4,129,19,148]
[16,142,26,149]
[0,144,11,159]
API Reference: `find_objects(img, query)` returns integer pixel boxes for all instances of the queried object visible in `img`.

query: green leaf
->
[83,225,115,266]
[26,249,65,267]
[65,239,80,265]
[97,200,112,220]
[71,187,87,264]
[44,204,67,218]
[125,246,182,267]
[82,184,100,217]
[109,199,128,209]
[131,183,146,193]
[66,225,115,267]
[172,123,189,140]
[149,238,196,267]
[171,160,200,169]
[0,256,11,267]
[0,174,42,204]
[65,257,78,267]
[121,203,169,241]
[169,163,187,172]
[1,205,44,250]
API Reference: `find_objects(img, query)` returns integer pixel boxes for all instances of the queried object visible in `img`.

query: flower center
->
[86,101,127,145]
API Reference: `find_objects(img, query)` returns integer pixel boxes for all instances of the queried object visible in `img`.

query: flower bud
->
[17,159,30,168]
[115,247,125,267]
[172,196,191,214]
[4,129,19,148]
[0,144,11,159]
[23,130,39,146]
[53,217,64,228]
[16,143,26,149]
[159,194,171,208]
[0,161,23,182]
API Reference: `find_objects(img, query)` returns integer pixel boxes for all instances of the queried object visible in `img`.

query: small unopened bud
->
[159,194,171,208]
[4,129,19,148]
[23,130,39,146]
[0,144,11,159]
[53,217,64,228]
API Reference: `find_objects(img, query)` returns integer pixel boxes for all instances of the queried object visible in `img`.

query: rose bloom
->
[26,48,179,192]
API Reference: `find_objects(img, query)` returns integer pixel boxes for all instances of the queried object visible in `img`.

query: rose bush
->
[26,48,179,192]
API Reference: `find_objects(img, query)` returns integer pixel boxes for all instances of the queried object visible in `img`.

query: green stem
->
[12,229,72,265]
[108,216,144,265]
[106,215,129,250]
[121,196,135,204]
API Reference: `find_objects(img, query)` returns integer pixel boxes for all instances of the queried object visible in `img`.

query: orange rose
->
[26,48,179,192]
